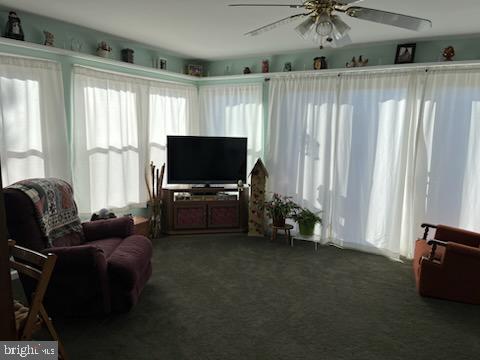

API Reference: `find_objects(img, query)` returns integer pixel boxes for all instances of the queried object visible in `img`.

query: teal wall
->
[2,5,480,215]
[205,35,480,76]
[0,6,199,74]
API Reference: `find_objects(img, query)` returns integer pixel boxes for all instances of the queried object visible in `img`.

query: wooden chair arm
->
[426,238,447,261]
[421,223,438,240]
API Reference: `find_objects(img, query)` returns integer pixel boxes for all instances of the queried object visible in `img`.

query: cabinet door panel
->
[208,203,239,228]
[174,204,207,229]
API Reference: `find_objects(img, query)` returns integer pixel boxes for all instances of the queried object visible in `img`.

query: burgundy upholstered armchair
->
[4,188,153,315]
[413,223,480,304]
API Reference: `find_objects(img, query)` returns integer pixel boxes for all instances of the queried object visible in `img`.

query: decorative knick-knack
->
[248,159,269,237]
[346,55,369,68]
[43,31,54,46]
[442,46,455,61]
[96,41,112,58]
[283,62,292,72]
[121,48,134,63]
[243,67,252,74]
[262,59,269,73]
[5,11,24,41]
[313,56,327,70]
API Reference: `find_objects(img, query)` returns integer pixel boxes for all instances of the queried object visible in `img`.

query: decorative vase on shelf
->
[96,41,112,58]
[96,49,110,58]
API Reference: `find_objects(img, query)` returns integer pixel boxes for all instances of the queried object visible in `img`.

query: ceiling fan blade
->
[335,0,363,4]
[245,13,307,36]
[345,7,432,31]
[229,4,304,8]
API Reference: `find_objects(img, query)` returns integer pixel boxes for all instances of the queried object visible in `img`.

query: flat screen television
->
[167,135,247,185]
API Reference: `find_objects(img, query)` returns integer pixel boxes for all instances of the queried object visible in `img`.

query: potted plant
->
[97,41,112,58]
[265,193,298,227]
[292,208,322,236]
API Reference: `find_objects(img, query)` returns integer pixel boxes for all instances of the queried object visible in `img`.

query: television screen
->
[167,136,247,185]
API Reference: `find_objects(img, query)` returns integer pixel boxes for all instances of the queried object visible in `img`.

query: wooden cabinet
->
[174,204,207,229]
[162,187,248,235]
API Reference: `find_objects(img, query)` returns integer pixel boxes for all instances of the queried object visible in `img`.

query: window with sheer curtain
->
[72,66,198,214]
[268,67,480,259]
[199,83,263,173]
[0,55,69,186]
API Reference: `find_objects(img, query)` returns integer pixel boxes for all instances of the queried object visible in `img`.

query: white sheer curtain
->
[0,55,69,186]
[268,70,426,258]
[73,66,198,214]
[199,83,263,173]
[149,83,199,170]
[267,75,338,239]
[332,71,425,258]
[416,69,480,235]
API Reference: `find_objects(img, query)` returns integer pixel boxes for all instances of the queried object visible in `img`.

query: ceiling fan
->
[229,0,432,48]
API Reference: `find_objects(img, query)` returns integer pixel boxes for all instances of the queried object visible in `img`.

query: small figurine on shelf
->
[243,67,252,74]
[96,41,112,58]
[442,46,455,61]
[43,31,54,46]
[313,56,327,70]
[283,62,292,72]
[5,11,24,41]
[346,56,369,68]
[121,48,134,63]
[262,59,269,73]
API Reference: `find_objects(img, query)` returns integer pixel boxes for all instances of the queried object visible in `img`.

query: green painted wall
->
[205,35,480,76]
[0,6,196,74]
[2,5,480,216]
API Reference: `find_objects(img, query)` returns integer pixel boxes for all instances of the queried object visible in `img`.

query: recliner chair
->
[5,185,153,316]
[413,223,480,304]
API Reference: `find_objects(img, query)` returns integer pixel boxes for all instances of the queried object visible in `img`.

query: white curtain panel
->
[416,69,480,234]
[73,66,198,214]
[268,71,426,258]
[0,55,69,186]
[267,75,338,240]
[199,83,263,174]
[149,83,199,173]
[332,71,425,258]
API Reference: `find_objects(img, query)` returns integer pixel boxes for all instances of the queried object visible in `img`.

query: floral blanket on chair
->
[8,178,83,247]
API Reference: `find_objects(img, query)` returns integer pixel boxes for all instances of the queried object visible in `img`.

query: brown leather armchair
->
[413,223,480,304]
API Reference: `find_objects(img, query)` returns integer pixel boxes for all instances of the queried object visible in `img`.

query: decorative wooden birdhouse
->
[248,158,269,237]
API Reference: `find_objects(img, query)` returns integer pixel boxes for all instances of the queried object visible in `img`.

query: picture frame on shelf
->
[395,43,416,64]
[187,64,203,77]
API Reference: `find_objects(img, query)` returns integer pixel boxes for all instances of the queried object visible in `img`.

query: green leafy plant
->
[265,193,299,225]
[291,208,322,225]
[292,207,322,236]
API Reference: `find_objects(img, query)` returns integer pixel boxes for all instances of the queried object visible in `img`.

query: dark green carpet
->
[54,235,480,359]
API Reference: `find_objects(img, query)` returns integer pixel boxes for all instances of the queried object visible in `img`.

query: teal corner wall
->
[204,35,480,76]
[0,6,195,74]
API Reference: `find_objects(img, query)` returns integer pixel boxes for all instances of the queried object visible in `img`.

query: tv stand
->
[161,186,249,235]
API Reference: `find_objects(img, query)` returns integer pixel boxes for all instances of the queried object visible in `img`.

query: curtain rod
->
[263,60,480,81]
[73,64,197,87]
[0,51,59,64]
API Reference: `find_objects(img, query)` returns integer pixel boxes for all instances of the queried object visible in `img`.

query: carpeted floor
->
[52,234,480,359]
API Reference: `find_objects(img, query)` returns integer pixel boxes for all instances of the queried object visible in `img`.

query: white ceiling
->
[1,0,480,60]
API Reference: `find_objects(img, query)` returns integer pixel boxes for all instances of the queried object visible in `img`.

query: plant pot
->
[298,221,316,236]
[96,49,110,58]
[272,216,286,227]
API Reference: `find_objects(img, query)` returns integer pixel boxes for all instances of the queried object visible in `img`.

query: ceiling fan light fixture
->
[294,17,315,38]
[331,15,351,37]
[315,13,333,37]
